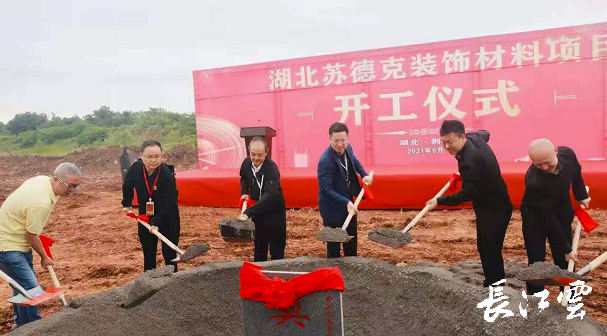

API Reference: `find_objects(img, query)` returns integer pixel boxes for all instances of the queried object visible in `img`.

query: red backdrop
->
[182,22,607,209]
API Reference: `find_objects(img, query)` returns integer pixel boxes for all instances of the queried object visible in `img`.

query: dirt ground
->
[0,147,605,332]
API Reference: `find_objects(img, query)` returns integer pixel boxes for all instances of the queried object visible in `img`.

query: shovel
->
[561,186,589,306]
[0,269,67,306]
[316,172,374,243]
[219,200,255,243]
[368,173,459,248]
[518,250,607,287]
[39,235,68,306]
[47,266,67,306]
[127,212,210,262]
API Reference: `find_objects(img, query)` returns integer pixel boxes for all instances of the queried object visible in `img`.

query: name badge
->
[146,199,155,216]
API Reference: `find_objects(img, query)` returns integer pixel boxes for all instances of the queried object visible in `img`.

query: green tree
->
[63,115,82,125]
[71,122,87,136]
[85,106,134,128]
[6,112,48,135]
[42,113,66,128]
[17,130,39,148]
[77,126,108,145]
[39,125,76,144]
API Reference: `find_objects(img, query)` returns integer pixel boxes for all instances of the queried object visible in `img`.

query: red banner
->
[193,22,607,170]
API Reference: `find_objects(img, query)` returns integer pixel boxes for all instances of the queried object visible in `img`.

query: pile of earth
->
[9,257,607,336]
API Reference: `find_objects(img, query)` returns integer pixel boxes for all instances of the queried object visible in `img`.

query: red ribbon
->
[448,173,461,193]
[240,262,345,310]
[39,235,54,259]
[362,183,374,202]
[574,206,599,233]
[126,212,150,223]
[238,198,257,210]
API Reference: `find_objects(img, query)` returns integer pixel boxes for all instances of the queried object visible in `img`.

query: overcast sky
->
[0,0,604,122]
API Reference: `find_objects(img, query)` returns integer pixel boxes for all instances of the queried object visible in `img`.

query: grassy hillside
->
[0,107,197,155]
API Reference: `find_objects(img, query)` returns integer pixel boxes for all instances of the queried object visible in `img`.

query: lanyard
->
[338,153,349,181]
[251,167,264,199]
[143,165,161,202]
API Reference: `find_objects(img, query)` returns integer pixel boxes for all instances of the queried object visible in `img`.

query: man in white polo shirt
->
[0,162,81,328]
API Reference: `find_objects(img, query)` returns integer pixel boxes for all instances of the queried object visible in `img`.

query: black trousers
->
[522,208,572,295]
[475,207,511,286]
[324,215,358,258]
[138,221,180,272]
[253,212,287,262]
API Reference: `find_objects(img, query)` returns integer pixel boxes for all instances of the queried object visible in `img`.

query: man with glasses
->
[122,140,181,271]
[318,122,372,258]
[0,162,81,328]
[238,137,287,261]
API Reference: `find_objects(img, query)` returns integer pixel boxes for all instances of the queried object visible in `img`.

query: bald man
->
[521,139,590,295]
[239,137,287,262]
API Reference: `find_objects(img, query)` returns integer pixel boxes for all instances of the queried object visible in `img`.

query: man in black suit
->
[239,137,287,262]
[521,138,589,294]
[426,120,512,286]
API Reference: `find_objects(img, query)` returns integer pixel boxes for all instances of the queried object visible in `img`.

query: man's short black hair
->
[141,140,162,153]
[329,122,349,136]
[439,120,465,137]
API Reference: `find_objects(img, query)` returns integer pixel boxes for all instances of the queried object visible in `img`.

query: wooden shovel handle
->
[136,218,185,255]
[568,220,583,270]
[562,185,590,305]
[341,171,374,230]
[47,265,67,306]
[0,269,31,299]
[561,220,582,305]
[569,186,589,265]
[401,174,457,234]
[577,251,607,276]
[241,200,248,214]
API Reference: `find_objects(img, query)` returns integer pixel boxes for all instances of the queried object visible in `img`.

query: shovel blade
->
[516,261,592,286]
[220,218,255,242]
[179,243,210,262]
[172,243,210,262]
[8,286,68,306]
[525,276,593,287]
[316,227,350,243]
[368,227,413,248]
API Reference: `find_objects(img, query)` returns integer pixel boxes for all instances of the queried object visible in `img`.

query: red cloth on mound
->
[240,262,345,310]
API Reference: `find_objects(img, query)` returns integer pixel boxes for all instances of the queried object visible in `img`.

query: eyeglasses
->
[56,176,79,190]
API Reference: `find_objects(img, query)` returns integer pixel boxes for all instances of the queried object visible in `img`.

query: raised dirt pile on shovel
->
[220,200,255,242]
[8,257,607,336]
[219,218,255,242]
[368,227,413,247]
[516,261,590,286]
[179,243,211,262]
[316,226,350,242]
